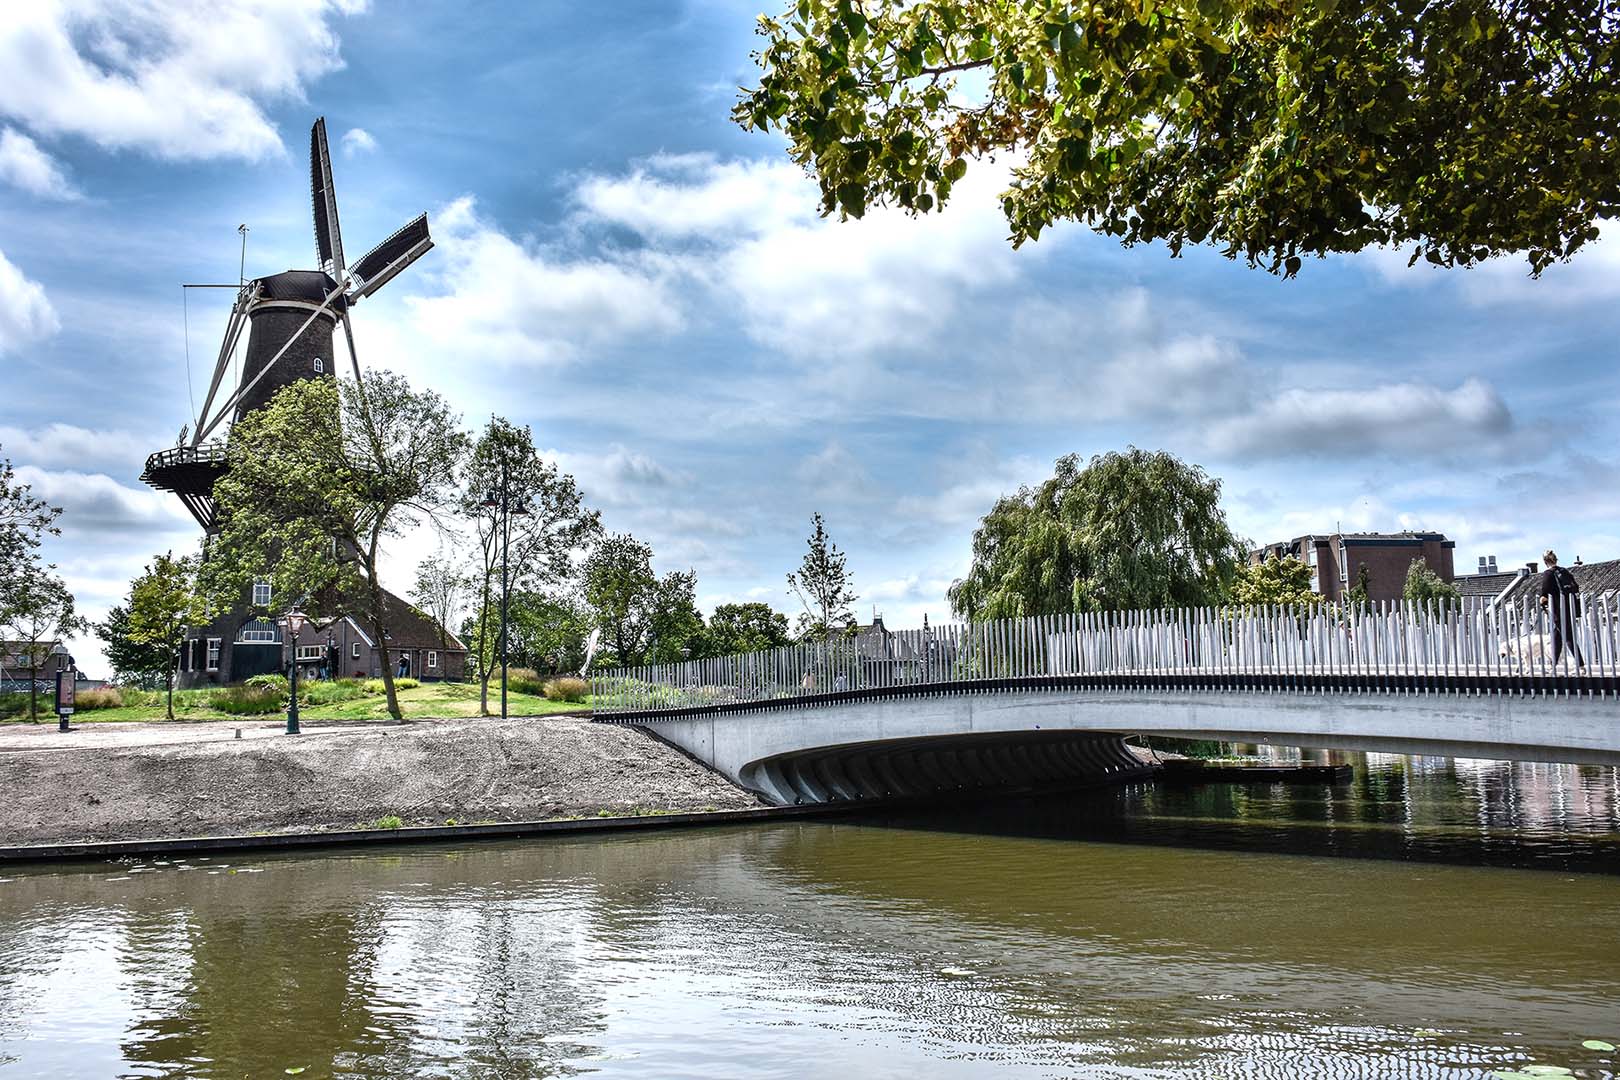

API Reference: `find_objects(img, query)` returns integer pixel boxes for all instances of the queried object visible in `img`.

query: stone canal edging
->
[0,803,850,865]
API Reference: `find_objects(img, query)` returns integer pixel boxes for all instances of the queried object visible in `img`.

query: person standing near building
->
[1538,550,1586,670]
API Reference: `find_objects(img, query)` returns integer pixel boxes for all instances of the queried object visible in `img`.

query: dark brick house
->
[1252,531,1456,603]
[176,585,466,688]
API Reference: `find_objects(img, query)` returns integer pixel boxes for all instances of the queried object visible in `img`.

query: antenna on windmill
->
[237,224,249,285]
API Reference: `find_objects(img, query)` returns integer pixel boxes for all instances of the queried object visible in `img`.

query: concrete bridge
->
[592,603,1620,805]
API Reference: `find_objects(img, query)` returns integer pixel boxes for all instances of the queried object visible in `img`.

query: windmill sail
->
[310,118,345,277]
[348,213,433,300]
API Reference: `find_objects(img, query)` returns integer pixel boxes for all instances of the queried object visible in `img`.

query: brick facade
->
[1253,532,1456,603]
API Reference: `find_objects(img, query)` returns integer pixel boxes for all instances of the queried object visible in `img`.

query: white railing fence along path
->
[591,595,1620,715]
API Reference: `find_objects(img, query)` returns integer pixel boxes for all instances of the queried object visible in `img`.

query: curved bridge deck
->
[592,605,1620,805]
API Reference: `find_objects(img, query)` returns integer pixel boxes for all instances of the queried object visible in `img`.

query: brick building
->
[176,586,466,688]
[1252,532,1456,603]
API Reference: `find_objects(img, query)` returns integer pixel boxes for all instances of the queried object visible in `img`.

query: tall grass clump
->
[244,673,290,696]
[301,678,367,705]
[506,667,546,696]
[362,677,418,694]
[542,676,589,703]
[73,687,124,710]
[209,685,283,715]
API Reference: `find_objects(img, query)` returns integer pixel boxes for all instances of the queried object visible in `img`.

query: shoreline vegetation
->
[0,678,590,725]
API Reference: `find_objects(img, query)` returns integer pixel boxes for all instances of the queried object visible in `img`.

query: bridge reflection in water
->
[592,603,1620,804]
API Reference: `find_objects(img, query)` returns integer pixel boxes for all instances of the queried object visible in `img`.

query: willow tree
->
[202,371,468,721]
[736,0,1618,275]
[948,448,1246,618]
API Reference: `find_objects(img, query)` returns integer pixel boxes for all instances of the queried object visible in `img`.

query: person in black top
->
[1538,550,1585,670]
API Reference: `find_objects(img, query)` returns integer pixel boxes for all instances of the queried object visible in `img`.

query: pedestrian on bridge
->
[1539,550,1586,670]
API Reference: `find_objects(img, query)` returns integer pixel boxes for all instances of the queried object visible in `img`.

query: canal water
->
[1,754,1617,1079]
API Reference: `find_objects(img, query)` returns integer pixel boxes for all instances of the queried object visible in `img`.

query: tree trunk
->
[476,574,493,715]
[165,667,175,721]
[365,535,403,722]
[27,662,38,723]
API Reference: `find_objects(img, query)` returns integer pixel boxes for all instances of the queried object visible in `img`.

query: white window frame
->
[313,355,325,373]
[252,580,272,608]
[351,641,361,660]
[428,650,438,670]
[237,620,279,644]
[296,644,325,662]
[206,638,221,672]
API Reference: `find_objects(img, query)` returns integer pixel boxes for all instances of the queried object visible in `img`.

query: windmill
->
[141,117,435,529]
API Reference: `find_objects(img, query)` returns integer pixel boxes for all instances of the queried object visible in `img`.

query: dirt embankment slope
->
[0,717,758,846]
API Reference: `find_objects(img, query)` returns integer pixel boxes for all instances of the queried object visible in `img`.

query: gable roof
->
[1494,558,1620,608]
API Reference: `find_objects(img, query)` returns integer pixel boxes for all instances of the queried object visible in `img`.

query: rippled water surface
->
[2,754,1619,1079]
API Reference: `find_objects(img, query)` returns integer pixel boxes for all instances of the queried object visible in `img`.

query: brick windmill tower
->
[142,118,436,684]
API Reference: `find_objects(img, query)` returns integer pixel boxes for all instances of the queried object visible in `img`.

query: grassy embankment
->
[0,680,590,724]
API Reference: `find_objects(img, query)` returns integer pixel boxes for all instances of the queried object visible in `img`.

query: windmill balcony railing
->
[590,596,1620,717]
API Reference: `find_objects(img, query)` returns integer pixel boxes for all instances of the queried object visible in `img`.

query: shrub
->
[209,685,283,715]
[301,678,366,705]
[74,687,124,710]
[244,673,290,696]
[362,677,418,694]
[371,815,403,830]
[541,676,589,703]
[506,667,546,695]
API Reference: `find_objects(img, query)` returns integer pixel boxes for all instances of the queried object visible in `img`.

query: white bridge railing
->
[590,596,1620,716]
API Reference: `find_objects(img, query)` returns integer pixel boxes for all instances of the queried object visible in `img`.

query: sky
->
[2,0,1618,676]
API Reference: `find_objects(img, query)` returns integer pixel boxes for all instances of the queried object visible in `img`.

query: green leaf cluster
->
[1403,556,1462,603]
[737,0,1618,275]
[1232,552,1322,607]
[947,447,1246,618]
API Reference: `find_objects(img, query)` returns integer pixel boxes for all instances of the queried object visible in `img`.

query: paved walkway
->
[0,717,448,754]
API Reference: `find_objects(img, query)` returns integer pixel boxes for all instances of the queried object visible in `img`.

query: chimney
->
[1477,556,1487,573]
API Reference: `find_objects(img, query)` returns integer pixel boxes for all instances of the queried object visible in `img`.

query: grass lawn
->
[0,680,591,724]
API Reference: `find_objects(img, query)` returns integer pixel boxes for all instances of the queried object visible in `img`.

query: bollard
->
[235,728,242,740]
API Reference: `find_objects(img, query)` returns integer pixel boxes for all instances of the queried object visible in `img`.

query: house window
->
[351,641,361,660]
[252,580,272,608]
[428,651,437,670]
[237,620,279,643]
[313,356,324,373]
[206,638,221,671]
[296,645,325,662]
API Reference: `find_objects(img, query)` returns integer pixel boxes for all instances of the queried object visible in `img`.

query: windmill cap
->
[253,269,348,311]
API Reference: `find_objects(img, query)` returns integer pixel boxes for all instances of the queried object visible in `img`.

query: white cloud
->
[1364,223,1620,307]
[0,248,58,354]
[401,196,683,368]
[0,423,153,471]
[0,1,365,162]
[0,128,79,199]
[1205,378,1512,459]
[340,126,377,156]
[12,465,193,534]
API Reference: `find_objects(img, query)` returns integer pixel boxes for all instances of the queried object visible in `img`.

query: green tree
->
[0,450,62,604]
[95,603,171,688]
[1,561,84,722]
[459,418,599,713]
[706,602,794,655]
[1345,563,1372,606]
[1403,557,1462,604]
[201,371,469,721]
[1232,554,1322,607]
[410,552,474,665]
[948,448,1245,618]
[736,0,1617,276]
[787,513,859,638]
[581,534,701,666]
[125,551,204,719]
[464,590,594,676]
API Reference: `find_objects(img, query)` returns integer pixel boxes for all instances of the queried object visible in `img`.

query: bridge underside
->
[619,685,1620,806]
[735,730,1153,806]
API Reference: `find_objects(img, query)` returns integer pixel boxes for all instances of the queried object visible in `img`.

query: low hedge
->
[542,676,589,703]
[209,685,284,715]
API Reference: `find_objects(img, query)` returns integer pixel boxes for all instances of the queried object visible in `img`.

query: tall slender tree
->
[787,513,858,638]
[410,552,474,665]
[125,552,205,720]
[459,418,600,712]
[1,562,83,722]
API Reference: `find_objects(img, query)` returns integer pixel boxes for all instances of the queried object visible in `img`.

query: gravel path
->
[0,716,759,846]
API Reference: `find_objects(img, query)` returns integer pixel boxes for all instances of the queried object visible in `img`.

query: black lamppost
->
[284,605,308,735]
[481,457,529,720]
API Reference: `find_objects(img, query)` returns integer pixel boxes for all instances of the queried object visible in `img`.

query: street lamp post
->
[284,605,308,735]
[481,455,529,720]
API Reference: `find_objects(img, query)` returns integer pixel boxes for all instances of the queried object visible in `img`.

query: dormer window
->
[252,580,272,608]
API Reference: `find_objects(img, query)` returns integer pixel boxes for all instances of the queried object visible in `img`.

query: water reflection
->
[0,756,1617,1079]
